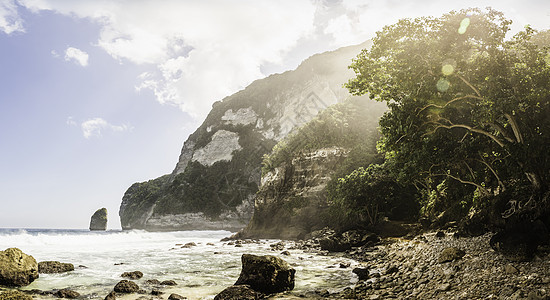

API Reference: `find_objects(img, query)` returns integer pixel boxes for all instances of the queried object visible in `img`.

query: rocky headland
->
[118,41,386,232]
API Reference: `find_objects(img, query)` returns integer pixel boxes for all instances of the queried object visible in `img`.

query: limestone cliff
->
[241,96,386,239]
[119,41,375,231]
[243,147,349,239]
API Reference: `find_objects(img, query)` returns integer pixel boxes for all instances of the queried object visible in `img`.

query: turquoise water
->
[0,229,357,299]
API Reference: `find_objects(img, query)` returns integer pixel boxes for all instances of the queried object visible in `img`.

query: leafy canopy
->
[347,8,550,219]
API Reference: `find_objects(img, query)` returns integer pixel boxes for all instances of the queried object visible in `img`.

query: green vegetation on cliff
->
[262,97,384,176]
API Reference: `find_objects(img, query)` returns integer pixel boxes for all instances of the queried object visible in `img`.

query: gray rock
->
[38,261,74,273]
[121,271,143,280]
[504,264,519,274]
[168,294,186,300]
[235,254,295,294]
[353,267,370,281]
[0,248,39,287]
[160,280,177,286]
[114,280,139,293]
[104,291,116,300]
[214,285,259,300]
[55,289,80,299]
[90,208,108,231]
[438,247,465,263]
[0,290,33,300]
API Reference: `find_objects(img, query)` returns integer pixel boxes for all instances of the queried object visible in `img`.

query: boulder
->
[121,271,143,280]
[144,279,160,285]
[55,289,80,299]
[38,261,74,273]
[0,290,33,300]
[168,294,186,300]
[0,248,39,287]
[113,280,139,293]
[90,208,108,231]
[438,247,466,263]
[489,221,547,262]
[160,280,177,286]
[352,267,369,281]
[234,254,295,294]
[319,230,379,252]
[214,285,259,300]
[104,291,116,300]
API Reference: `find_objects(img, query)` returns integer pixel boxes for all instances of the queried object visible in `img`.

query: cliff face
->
[240,95,386,239]
[119,41,373,231]
[243,147,349,239]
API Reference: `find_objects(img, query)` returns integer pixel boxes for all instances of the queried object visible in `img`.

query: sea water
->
[0,229,356,299]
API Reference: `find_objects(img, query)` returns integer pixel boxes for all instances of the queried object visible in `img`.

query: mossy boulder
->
[113,280,139,293]
[0,248,39,287]
[90,208,108,231]
[235,254,295,294]
[214,285,259,300]
[38,261,74,273]
[0,290,33,300]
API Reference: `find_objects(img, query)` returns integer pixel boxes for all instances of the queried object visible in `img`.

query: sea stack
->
[90,208,108,231]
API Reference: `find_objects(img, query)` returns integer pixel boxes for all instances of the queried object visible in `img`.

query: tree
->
[347,8,550,222]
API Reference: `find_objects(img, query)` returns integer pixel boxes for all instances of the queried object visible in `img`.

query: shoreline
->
[2,229,550,299]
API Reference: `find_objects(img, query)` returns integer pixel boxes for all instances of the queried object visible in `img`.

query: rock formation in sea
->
[38,261,74,273]
[90,208,108,231]
[0,248,39,287]
[119,41,381,231]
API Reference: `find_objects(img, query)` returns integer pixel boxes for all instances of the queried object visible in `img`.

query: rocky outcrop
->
[119,41,380,231]
[241,148,349,240]
[90,208,108,231]
[218,254,294,297]
[38,261,74,273]
[0,248,39,287]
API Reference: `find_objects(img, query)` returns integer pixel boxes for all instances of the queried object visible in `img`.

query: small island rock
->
[0,248,39,287]
[90,208,108,231]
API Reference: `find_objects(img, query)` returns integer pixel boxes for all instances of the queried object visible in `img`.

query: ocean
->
[0,229,356,299]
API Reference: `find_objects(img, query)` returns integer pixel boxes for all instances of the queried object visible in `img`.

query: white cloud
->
[12,0,550,119]
[16,0,317,119]
[81,118,131,139]
[0,0,24,34]
[65,47,89,67]
[66,116,77,126]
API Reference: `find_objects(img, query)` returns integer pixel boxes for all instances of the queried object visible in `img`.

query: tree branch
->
[476,158,506,192]
[425,119,506,147]
[504,113,524,144]
[437,173,491,196]
[457,74,481,97]
[416,95,483,116]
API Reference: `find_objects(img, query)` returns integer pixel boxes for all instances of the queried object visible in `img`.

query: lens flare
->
[437,78,450,92]
[458,18,470,34]
[442,64,454,75]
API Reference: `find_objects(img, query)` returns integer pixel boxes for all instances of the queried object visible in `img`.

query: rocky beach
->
[2,228,550,299]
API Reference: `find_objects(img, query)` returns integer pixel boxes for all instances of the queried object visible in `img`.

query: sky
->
[0,0,548,229]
